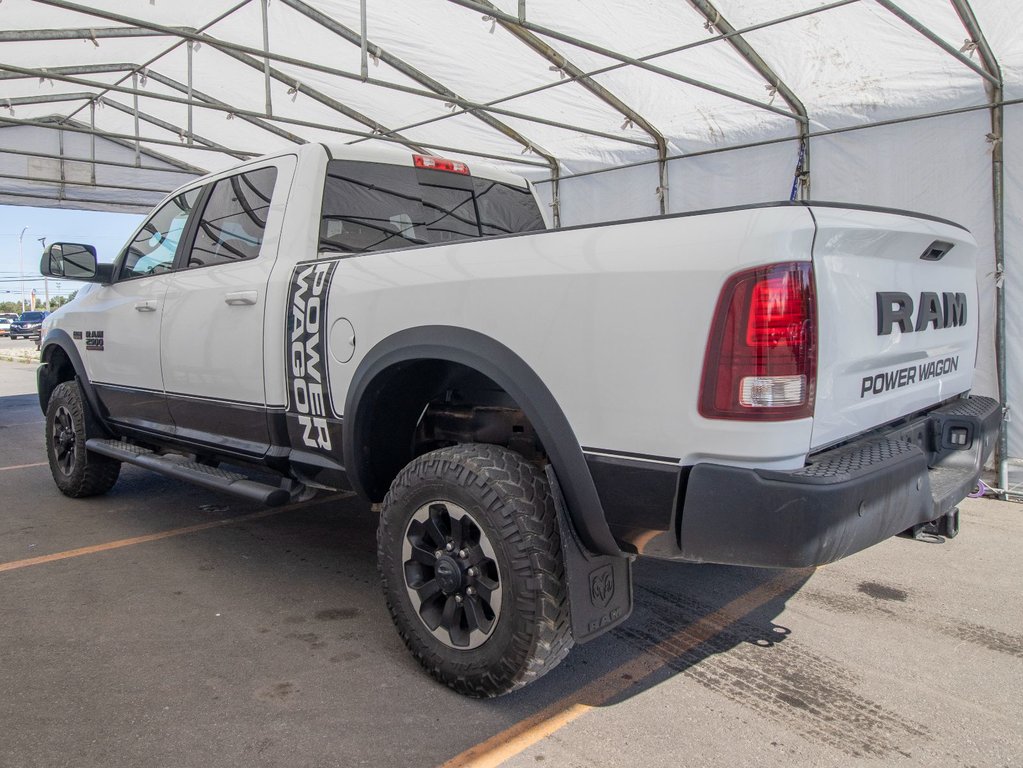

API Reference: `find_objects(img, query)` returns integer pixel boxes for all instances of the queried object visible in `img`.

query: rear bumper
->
[675,396,999,567]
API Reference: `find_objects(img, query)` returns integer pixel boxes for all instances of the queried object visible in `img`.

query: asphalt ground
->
[1,359,1020,768]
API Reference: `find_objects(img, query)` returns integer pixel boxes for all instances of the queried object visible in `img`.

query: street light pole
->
[38,237,48,309]
[18,226,27,314]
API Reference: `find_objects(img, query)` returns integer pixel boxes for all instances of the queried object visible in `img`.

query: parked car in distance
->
[0,317,12,337]
[10,311,49,340]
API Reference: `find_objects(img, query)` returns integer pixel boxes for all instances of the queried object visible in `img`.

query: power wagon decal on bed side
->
[285,261,342,454]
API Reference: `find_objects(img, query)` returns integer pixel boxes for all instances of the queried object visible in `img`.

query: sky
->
[0,204,143,307]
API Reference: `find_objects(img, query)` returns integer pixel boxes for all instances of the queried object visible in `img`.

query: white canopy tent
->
[0,0,1019,488]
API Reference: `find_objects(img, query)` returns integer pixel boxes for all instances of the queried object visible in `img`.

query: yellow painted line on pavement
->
[441,568,812,768]
[0,461,48,472]
[0,507,290,573]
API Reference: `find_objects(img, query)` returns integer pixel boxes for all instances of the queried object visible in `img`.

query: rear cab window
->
[319,159,545,254]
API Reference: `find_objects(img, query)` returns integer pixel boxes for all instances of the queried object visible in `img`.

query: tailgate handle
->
[920,241,953,261]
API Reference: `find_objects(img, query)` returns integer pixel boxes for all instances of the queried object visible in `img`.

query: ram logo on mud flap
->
[589,565,615,608]
[285,262,341,453]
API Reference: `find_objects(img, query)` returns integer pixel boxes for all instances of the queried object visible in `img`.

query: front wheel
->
[378,444,573,697]
[45,380,121,498]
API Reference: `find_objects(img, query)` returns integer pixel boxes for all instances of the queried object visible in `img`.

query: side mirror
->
[41,243,98,280]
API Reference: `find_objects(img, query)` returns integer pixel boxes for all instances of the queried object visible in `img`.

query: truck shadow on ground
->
[221,494,921,764]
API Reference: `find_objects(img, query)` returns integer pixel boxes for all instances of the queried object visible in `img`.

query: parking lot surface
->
[1,359,1020,767]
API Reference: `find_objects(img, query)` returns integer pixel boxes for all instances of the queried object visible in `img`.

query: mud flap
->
[545,465,633,643]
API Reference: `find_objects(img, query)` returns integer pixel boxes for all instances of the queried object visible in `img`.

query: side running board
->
[86,439,291,506]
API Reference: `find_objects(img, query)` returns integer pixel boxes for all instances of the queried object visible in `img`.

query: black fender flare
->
[342,326,621,556]
[38,329,106,425]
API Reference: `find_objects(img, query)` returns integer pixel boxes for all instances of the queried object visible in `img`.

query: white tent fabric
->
[0,0,1019,461]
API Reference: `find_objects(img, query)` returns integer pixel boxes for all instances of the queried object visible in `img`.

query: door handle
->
[134,300,157,312]
[224,290,258,306]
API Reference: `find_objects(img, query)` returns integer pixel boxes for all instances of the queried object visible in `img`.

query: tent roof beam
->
[280,0,560,162]
[0,145,199,175]
[339,0,857,164]
[874,0,998,87]
[0,63,550,167]
[207,43,428,154]
[278,0,562,223]
[96,96,249,161]
[0,114,253,158]
[446,0,799,120]
[57,0,252,128]
[453,0,670,212]
[684,0,810,197]
[0,26,190,42]
[27,0,645,153]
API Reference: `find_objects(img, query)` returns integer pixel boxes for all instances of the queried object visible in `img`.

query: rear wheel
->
[378,444,573,697]
[45,380,120,498]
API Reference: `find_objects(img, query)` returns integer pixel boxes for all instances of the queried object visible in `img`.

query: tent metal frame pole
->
[0,113,204,173]
[88,99,96,183]
[0,146,199,174]
[359,0,369,80]
[97,97,249,160]
[0,72,552,167]
[14,85,240,164]
[0,188,159,209]
[279,0,563,223]
[685,0,811,198]
[26,1,654,150]
[210,45,429,153]
[0,92,240,160]
[2,92,94,107]
[875,0,999,87]
[949,0,1008,497]
[0,62,137,80]
[459,0,670,213]
[143,69,305,145]
[57,125,66,201]
[0,115,263,157]
[57,0,253,127]
[260,0,273,116]
[206,35,654,149]
[187,41,194,145]
[534,97,1023,184]
[0,64,301,153]
[446,0,799,120]
[0,170,179,195]
[0,25,654,150]
[0,63,552,167]
[0,26,188,42]
[131,71,141,166]
[342,0,858,144]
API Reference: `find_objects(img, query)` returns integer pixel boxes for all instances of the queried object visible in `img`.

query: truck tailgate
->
[809,205,978,451]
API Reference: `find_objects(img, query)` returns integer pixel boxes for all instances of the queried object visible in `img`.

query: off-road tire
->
[45,380,120,497]
[378,443,573,697]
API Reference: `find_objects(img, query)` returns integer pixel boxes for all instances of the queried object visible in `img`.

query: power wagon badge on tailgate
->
[285,262,342,453]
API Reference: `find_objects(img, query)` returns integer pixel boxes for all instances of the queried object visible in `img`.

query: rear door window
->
[187,166,278,268]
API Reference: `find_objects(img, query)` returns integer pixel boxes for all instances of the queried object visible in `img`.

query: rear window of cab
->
[319,160,545,254]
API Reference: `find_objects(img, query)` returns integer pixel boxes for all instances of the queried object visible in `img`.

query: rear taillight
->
[699,262,817,420]
[413,154,470,175]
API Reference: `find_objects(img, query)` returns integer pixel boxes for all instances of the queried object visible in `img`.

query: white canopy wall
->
[0,0,1019,482]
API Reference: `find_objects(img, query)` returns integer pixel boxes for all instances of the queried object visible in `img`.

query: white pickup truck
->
[37,142,997,696]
